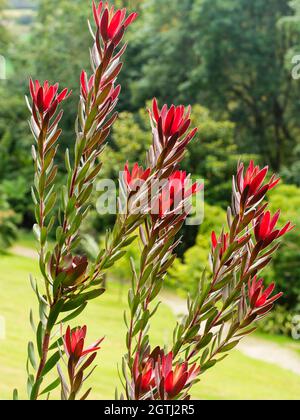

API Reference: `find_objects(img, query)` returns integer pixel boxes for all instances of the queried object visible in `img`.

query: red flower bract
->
[236,161,280,211]
[248,276,283,310]
[211,231,230,259]
[254,210,295,247]
[93,1,138,43]
[237,160,280,196]
[151,99,193,139]
[50,254,89,288]
[64,326,103,361]
[29,79,70,114]
[155,171,202,218]
[134,347,200,400]
[124,162,151,189]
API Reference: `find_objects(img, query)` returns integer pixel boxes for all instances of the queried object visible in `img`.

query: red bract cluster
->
[59,326,104,400]
[248,276,283,312]
[236,161,280,209]
[133,348,200,400]
[151,100,192,138]
[50,255,88,289]
[64,326,103,362]
[211,230,229,254]
[124,162,151,189]
[255,211,295,248]
[154,171,201,219]
[238,160,280,196]
[93,1,137,43]
[29,79,70,115]
[169,171,201,200]
[148,99,198,170]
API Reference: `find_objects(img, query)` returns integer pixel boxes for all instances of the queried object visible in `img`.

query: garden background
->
[0,0,300,399]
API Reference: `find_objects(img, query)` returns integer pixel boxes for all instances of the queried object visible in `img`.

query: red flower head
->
[150,347,200,400]
[211,231,230,260]
[151,99,197,140]
[29,79,70,115]
[50,254,89,288]
[156,171,202,218]
[254,210,295,248]
[124,162,151,190]
[133,353,155,398]
[248,276,283,311]
[93,1,138,43]
[63,326,103,363]
[236,161,280,208]
[169,171,202,200]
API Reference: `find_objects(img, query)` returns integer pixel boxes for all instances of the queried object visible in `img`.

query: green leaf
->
[44,191,57,217]
[132,320,143,337]
[201,359,217,372]
[27,374,34,398]
[30,377,43,400]
[65,149,71,173]
[36,322,44,358]
[29,309,36,333]
[59,303,87,324]
[40,378,61,396]
[219,340,240,353]
[200,347,210,365]
[197,332,214,350]
[47,300,64,330]
[13,389,18,400]
[120,235,137,248]
[104,251,126,268]
[185,325,200,341]
[62,289,105,312]
[140,264,153,287]
[28,342,37,371]
[33,224,40,242]
[42,351,60,376]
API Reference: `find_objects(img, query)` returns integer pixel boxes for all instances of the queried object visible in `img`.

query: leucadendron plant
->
[18,1,293,401]
[120,104,294,401]
[22,1,139,401]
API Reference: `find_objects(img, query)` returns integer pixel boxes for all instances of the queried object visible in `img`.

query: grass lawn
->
[0,253,300,400]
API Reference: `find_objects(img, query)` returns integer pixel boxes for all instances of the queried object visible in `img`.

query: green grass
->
[0,254,300,400]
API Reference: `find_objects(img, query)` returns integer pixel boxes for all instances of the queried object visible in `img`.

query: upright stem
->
[31,330,50,400]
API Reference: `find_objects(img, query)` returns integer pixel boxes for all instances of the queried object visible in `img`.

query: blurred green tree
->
[131,0,300,173]
[0,0,10,51]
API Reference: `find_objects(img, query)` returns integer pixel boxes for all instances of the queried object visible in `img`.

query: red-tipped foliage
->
[133,348,200,400]
[150,99,197,141]
[64,326,103,361]
[155,171,202,219]
[93,1,137,43]
[211,231,230,259]
[237,160,280,209]
[151,99,192,138]
[29,79,70,115]
[124,162,151,189]
[254,210,295,248]
[248,276,283,311]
